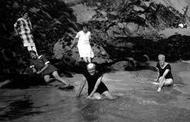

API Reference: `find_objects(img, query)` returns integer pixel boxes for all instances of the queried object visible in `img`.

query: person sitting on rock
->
[72,24,94,63]
[154,54,173,92]
[29,50,72,89]
[77,63,114,100]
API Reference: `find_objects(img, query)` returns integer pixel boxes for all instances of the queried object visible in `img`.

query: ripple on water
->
[0,98,43,121]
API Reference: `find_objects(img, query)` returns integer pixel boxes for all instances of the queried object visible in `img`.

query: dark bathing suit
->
[156,63,173,79]
[30,55,57,76]
[83,71,108,95]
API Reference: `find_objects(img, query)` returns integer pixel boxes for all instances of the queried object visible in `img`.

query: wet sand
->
[0,61,190,122]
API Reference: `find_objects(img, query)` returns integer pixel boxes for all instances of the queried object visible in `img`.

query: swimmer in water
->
[77,63,114,99]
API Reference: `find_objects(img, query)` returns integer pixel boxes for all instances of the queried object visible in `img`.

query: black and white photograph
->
[0,0,190,122]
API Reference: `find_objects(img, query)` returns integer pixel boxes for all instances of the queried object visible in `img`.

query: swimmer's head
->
[82,24,88,33]
[29,50,37,59]
[87,63,96,75]
[158,54,165,66]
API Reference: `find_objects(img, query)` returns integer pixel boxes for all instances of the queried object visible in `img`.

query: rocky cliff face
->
[69,0,190,37]
[1,0,190,80]
[153,0,190,15]
[0,0,78,78]
[60,0,190,62]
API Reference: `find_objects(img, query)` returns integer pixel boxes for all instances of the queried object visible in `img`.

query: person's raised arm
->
[88,75,103,97]
[77,76,87,97]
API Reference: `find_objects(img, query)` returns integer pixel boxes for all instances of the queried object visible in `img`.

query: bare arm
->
[14,27,18,35]
[155,67,160,81]
[71,38,78,49]
[71,31,80,49]
[89,32,92,40]
[162,69,169,78]
[88,75,103,97]
[37,56,50,74]
[37,63,49,74]
[77,76,87,97]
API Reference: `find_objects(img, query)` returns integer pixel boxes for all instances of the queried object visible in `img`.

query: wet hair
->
[158,54,165,60]
[87,63,96,70]
[82,23,88,28]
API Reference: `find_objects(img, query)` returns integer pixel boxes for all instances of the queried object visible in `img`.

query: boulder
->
[111,61,129,71]
[71,4,97,23]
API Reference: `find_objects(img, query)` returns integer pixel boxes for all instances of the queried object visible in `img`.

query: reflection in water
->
[75,98,101,122]
[81,101,100,121]
[0,98,42,121]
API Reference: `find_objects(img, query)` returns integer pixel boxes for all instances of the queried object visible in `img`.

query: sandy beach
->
[0,61,190,122]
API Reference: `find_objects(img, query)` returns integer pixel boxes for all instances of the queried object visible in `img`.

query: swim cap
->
[87,63,95,70]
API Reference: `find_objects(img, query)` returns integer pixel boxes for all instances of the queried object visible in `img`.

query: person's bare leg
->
[164,79,173,86]
[157,78,173,92]
[102,91,114,99]
[92,93,102,100]
[44,75,51,83]
[0,79,12,88]
[52,71,68,86]
[157,77,164,92]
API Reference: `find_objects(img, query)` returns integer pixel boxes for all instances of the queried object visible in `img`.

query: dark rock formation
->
[1,0,190,83]
[0,0,78,79]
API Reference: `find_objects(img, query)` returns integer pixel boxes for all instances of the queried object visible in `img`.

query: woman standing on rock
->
[155,54,174,92]
[72,24,94,63]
